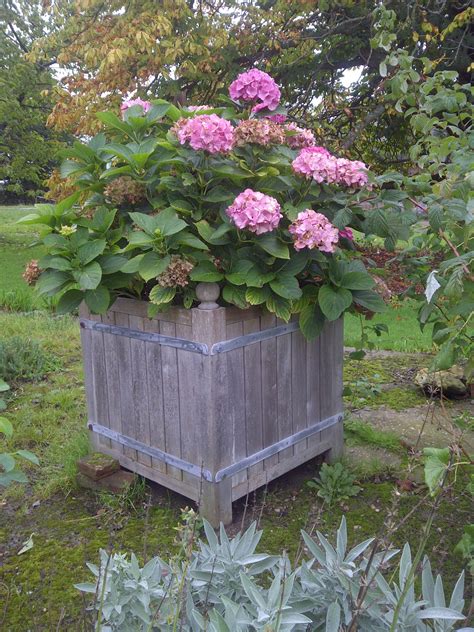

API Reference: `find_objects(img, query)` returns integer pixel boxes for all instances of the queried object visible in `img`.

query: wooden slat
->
[129,315,152,468]
[225,320,247,489]
[102,310,123,456]
[80,314,101,452]
[307,334,322,451]
[89,314,111,451]
[177,321,206,492]
[320,319,344,461]
[143,318,167,474]
[192,307,233,525]
[243,317,264,481]
[277,332,293,463]
[225,306,261,324]
[260,313,278,471]
[159,320,182,481]
[114,311,137,462]
[291,329,308,456]
[109,298,192,325]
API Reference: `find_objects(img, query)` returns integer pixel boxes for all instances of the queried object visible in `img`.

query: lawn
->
[0,205,46,310]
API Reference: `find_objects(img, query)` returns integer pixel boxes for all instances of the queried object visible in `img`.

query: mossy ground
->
[0,209,471,629]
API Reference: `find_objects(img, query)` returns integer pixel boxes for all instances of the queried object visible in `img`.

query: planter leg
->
[199,479,233,528]
[325,418,344,464]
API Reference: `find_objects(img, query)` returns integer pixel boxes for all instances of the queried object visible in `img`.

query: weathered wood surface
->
[80,299,344,526]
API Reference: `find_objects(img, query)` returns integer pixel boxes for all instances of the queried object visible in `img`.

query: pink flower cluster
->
[266,113,287,124]
[292,147,369,187]
[289,210,339,253]
[174,114,234,154]
[284,123,316,149]
[120,98,152,114]
[334,159,369,188]
[229,69,281,113]
[226,189,282,235]
[339,227,354,241]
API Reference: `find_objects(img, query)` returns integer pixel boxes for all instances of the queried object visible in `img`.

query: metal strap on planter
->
[88,412,343,483]
[80,318,299,356]
[88,423,214,481]
[80,319,209,355]
[210,322,299,354]
[214,413,343,482]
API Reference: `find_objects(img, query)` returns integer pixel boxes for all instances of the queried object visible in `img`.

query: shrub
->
[0,336,53,382]
[77,517,469,631]
[20,71,416,340]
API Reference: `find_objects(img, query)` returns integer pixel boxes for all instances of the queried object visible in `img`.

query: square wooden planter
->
[79,296,343,526]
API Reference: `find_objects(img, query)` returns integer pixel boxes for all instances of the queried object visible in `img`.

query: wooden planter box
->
[79,295,343,525]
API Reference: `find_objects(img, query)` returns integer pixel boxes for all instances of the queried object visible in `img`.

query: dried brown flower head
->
[233,119,285,147]
[104,176,146,205]
[23,260,41,286]
[157,256,194,288]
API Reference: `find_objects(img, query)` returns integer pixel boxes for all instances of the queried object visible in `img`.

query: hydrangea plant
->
[21,70,414,338]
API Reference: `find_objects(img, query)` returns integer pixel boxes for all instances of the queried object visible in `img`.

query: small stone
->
[76,470,137,494]
[77,453,121,480]
[414,366,467,398]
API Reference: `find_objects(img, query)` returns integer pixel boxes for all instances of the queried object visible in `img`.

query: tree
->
[33,0,472,164]
[0,0,68,201]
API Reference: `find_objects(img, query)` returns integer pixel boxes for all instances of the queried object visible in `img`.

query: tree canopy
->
[32,0,473,160]
[2,1,472,198]
[0,0,68,201]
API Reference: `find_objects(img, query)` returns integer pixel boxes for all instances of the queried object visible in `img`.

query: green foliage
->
[372,13,474,375]
[0,379,38,487]
[307,462,361,506]
[77,516,469,631]
[0,336,53,383]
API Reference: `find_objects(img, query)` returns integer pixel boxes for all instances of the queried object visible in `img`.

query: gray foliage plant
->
[76,517,471,631]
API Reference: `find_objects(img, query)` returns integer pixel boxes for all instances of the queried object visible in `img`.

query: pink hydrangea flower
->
[292,148,370,188]
[334,158,369,188]
[226,189,282,234]
[266,113,287,124]
[292,147,338,183]
[284,123,316,149]
[229,69,281,112]
[120,98,152,115]
[174,114,234,154]
[339,227,354,240]
[289,210,339,253]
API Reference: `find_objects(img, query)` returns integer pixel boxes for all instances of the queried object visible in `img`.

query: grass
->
[0,205,46,310]
[344,303,434,352]
[344,418,404,453]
